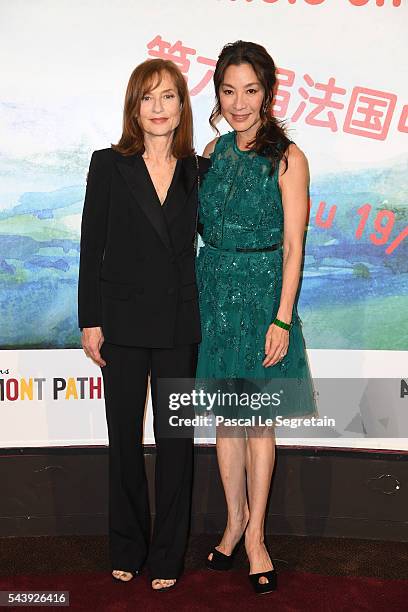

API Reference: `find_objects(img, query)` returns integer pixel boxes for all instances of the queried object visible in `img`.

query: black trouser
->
[100,341,197,579]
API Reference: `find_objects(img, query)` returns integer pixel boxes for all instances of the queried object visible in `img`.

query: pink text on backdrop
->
[311,201,406,255]
[227,1,402,7]
[146,35,407,141]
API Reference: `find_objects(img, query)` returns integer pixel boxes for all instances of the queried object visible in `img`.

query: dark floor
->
[1,534,407,580]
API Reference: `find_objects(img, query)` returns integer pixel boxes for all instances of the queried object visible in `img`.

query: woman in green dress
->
[196,41,317,594]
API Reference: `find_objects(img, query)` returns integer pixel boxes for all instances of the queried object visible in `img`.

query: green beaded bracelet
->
[273,317,292,331]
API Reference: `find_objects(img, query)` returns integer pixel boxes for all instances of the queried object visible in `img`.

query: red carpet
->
[1,569,407,611]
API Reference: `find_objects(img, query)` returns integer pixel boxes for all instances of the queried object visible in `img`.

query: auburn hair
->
[210,40,291,174]
[112,59,194,157]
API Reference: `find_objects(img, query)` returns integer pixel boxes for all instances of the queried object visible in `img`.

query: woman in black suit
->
[78,58,209,591]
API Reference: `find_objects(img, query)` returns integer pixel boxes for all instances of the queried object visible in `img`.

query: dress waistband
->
[205,241,283,253]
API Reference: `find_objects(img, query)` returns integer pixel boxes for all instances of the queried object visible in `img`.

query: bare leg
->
[208,424,249,560]
[245,425,276,585]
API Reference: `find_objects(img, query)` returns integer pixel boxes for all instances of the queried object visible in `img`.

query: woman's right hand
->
[81,327,106,367]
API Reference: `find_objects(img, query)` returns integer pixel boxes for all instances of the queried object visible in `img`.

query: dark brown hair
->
[210,41,291,174]
[112,59,194,157]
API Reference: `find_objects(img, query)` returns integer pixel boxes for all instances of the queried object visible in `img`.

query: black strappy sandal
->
[111,569,139,583]
[151,578,177,592]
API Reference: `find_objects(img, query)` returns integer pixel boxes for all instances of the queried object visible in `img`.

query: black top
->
[78,147,210,348]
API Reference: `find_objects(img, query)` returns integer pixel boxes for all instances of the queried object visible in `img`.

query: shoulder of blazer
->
[196,154,212,178]
[88,148,137,180]
[85,148,115,184]
[91,147,118,165]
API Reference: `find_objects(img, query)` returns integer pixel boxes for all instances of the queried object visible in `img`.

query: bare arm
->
[263,144,309,367]
[277,144,309,323]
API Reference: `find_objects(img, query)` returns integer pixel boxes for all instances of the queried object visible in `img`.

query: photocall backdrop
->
[0,0,407,448]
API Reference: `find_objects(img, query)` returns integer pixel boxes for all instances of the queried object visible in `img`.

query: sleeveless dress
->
[195,131,317,420]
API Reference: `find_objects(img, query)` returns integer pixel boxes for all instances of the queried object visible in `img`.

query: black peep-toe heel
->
[249,568,277,594]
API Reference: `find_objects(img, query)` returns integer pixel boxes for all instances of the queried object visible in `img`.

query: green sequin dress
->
[195,131,317,419]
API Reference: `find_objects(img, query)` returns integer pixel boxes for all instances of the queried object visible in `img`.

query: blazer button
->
[167,287,175,295]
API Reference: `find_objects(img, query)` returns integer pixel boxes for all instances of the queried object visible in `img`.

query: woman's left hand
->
[263,323,289,367]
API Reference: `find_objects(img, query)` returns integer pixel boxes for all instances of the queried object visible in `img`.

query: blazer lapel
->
[181,155,197,198]
[116,154,172,252]
[164,156,198,226]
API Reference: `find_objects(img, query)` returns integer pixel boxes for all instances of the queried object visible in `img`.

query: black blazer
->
[78,147,210,347]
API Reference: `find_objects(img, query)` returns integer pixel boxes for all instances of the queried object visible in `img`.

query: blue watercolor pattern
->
[0,151,407,349]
